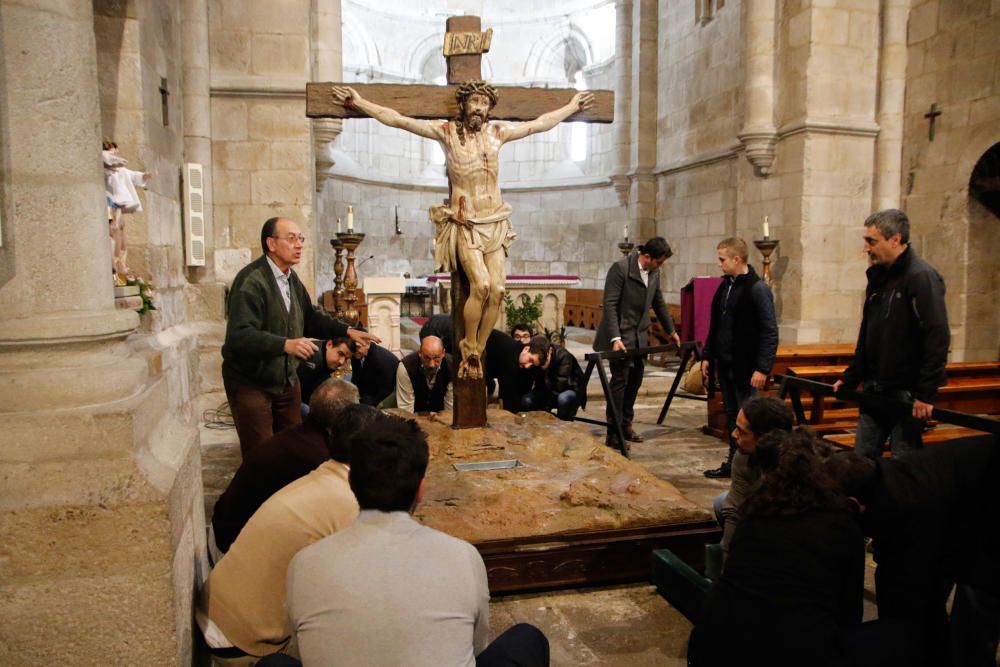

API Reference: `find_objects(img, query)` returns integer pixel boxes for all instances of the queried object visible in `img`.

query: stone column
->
[0,2,183,664]
[873,0,910,210]
[737,0,779,177]
[610,0,633,209]
[630,0,658,240]
[312,0,344,195]
[181,0,216,280]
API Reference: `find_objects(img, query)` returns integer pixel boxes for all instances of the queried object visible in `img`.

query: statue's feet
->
[458,354,483,380]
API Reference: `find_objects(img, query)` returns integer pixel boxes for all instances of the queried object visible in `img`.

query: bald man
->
[396,335,454,414]
[222,217,377,455]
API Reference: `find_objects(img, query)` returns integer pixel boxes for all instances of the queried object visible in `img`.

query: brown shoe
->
[623,424,644,443]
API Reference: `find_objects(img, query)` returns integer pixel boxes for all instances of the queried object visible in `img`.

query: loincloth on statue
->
[429,203,516,273]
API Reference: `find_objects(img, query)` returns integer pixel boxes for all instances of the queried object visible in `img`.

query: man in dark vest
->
[221,217,377,456]
[701,237,778,479]
[395,335,453,414]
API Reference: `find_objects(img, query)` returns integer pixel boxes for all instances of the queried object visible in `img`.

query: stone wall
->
[0,0,208,663]
[654,0,881,343]
[208,0,317,293]
[901,0,1000,361]
[318,177,625,296]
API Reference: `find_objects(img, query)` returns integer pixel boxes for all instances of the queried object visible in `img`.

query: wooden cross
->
[924,102,942,141]
[307,16,614,121]
[306,16,614,428]
[159,77,170,127]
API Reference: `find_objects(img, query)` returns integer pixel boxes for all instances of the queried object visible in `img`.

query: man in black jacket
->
[222,217,376,455]
[484,330,547,413]
[521,335,584,421]
[701,237,778,478]
[349,339,400,407]
[833,209,950,458]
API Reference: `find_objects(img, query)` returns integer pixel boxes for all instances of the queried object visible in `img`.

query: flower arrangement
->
[129,276,157,315]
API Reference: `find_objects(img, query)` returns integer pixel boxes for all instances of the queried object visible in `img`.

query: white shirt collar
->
[266,254,290,279]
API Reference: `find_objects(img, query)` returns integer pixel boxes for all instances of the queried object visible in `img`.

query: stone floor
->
[198,329,879,665]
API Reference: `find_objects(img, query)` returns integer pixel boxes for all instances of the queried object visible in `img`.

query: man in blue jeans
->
[833,209,950,459]
[701,237,778,479]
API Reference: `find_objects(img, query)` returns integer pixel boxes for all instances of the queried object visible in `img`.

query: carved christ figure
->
[332,81,594,379]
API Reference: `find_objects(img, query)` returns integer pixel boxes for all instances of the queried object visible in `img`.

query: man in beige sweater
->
[196,408,383,660]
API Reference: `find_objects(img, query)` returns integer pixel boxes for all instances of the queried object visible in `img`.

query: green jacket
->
[222,255,348,393]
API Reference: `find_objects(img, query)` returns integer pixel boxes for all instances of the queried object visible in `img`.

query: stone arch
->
[522,24,594,83]
[963,141,1000,361]
[342,15,381,75]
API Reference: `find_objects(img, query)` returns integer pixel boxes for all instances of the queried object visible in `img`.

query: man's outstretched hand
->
[332,86,362,107]
[572,91,595,112]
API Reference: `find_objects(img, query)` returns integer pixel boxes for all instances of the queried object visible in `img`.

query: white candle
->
[763,215,770,239]
[624,224,629,241]
[337,217,342,233]
[347,206,354,232]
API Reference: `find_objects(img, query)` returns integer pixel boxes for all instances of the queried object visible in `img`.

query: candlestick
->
[337,231,365,326]
[623,224,628,242]
[337,217,342,233]
[763,215,770,239]
[754,238,779,288]
[347,205,354,232]
[330,238,346,318]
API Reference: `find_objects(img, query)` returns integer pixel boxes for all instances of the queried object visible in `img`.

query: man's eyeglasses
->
[274,233,306,244]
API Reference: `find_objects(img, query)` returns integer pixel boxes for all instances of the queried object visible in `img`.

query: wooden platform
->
[407,408,719,593]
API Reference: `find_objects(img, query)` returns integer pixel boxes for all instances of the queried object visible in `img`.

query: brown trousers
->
[224,378,302,457]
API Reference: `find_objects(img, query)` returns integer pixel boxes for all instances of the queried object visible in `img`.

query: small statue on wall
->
[102,140,152,284]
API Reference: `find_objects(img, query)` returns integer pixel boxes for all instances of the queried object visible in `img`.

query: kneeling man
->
[287,415,550,667]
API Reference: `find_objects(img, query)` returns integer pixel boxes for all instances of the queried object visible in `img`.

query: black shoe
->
[605,433,630,457]
[704,462,732,479]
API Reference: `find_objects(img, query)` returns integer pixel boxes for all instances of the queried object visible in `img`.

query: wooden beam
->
[306,83,614,123]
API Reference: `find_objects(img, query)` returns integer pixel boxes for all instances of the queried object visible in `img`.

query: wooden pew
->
[703,343,855,439]
[780,361,1000,450]
[785,361,1000,425]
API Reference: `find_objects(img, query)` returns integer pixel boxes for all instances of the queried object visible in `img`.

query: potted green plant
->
[503,293,543,332]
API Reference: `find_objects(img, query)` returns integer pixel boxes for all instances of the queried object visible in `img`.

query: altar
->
[428,273,580,333]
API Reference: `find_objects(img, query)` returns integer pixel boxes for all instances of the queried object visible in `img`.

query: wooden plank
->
[306,82,615,123]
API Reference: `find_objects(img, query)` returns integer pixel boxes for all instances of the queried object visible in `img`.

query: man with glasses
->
[222,217,377,456]
[511,323,534,346]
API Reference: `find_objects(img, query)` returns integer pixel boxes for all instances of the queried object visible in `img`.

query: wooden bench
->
[824,424,992,452]
[784,362,1000,425]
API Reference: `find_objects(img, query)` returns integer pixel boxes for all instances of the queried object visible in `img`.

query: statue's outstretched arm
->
[502,91,595,143]
[331,86,441,141]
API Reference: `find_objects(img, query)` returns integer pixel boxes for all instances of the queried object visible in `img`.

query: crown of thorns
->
[455,80,499,108]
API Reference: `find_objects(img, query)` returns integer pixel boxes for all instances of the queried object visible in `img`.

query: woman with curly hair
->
[688,429,866,666]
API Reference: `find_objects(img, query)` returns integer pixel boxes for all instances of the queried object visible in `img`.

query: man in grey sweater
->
[285,416,549,667]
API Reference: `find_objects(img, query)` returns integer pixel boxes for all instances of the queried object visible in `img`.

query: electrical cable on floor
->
[203,401,235,430]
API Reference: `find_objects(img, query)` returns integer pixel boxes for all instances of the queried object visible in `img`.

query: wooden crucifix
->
[307,16,614,428]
